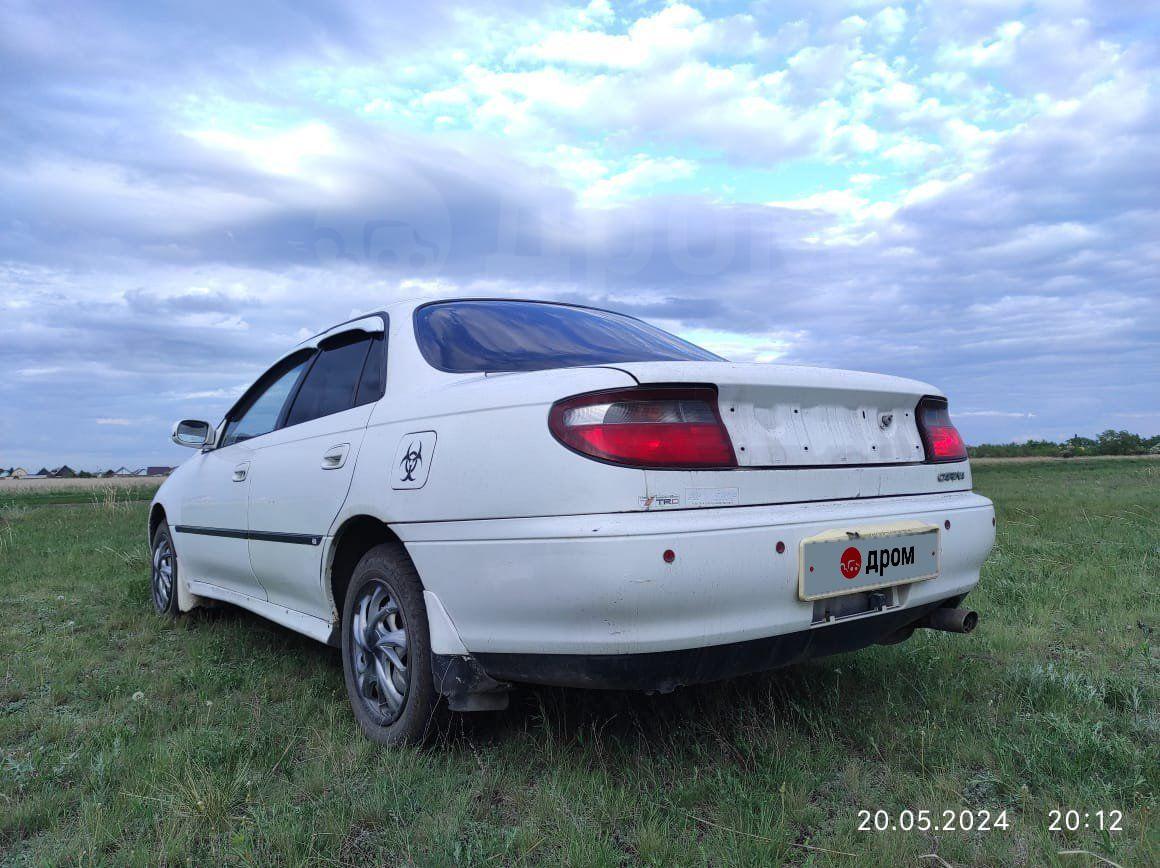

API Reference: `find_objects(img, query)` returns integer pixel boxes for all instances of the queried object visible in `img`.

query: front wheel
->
[341,544,438,745]
[150,524,180,617]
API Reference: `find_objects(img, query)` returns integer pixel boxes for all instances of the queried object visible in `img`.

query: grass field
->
[1,461,1156,865]
[0,483,160,509]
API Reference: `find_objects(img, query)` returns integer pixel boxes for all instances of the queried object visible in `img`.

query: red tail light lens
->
[549,386,737,468]
[916,397,967,463]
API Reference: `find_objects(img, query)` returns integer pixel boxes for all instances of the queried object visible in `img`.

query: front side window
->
[283,332,374,427]
[222,355,311,447]
[414,300,723,374]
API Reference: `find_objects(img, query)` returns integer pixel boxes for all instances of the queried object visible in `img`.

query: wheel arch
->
[149,502,168,541]
[148,499,204,613]
[325,515,412,624]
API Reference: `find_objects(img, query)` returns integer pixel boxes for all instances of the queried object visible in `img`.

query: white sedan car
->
[151,298,995,744]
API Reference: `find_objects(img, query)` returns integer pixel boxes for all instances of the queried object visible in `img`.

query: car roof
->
[385,296,623,317]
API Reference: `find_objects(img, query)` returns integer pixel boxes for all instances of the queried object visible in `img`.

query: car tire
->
[150,523,181,618]
[341,543,439,746]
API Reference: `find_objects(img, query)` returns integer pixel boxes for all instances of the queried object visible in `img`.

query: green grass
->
[1,460,1156,865]
[0,484,159,509]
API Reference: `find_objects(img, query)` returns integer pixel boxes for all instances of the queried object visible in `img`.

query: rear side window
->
[284,332,373,427]
[355,335,385,406]
[414,300,722,373]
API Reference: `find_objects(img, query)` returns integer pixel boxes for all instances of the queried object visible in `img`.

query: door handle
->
[321,443,350,470]
[232,461,250,482]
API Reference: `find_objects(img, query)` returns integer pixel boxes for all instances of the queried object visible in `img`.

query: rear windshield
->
[414,300,722,373]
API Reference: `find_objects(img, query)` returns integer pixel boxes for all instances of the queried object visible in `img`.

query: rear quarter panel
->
[338,365,647,524]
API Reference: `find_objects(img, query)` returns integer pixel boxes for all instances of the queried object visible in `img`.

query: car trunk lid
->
[603,361,933,467]
[599,361,967,508]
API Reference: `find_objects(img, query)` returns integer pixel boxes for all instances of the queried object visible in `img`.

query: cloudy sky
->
[1,0,1157,469]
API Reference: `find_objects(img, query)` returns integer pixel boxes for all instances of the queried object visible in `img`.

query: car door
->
[246,327,386,619]
[176,351,313,599]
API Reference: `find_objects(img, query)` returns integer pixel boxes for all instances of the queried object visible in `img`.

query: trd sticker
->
[392,431,437,490]
[639,494,680,509]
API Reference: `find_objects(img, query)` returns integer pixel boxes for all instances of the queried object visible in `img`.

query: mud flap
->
[431,653,510,712]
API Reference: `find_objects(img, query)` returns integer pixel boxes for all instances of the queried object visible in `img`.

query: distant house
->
[145,466,174,477]
[11,468,27,479]
[50,465,77,479]
[101,469,117,478]
[114,467,134,477]
[34,467,50,477]
[0,469,9,479]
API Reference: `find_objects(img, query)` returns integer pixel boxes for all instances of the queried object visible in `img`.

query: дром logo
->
[839,546,862,580]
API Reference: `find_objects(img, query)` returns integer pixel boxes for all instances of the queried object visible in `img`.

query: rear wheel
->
[150,524,180,617]
[341,544,438,745]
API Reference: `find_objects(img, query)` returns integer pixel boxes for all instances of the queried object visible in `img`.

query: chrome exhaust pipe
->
[918,607,979,634]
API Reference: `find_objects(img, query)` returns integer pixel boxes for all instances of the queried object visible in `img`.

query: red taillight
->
[916,397,967,463]
[549,386,737,468]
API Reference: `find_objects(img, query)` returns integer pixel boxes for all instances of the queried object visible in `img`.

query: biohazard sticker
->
[392,431,437,490]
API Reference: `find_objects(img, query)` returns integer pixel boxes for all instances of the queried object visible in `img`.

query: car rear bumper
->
[468,595,964,691]
[400,491,995,658]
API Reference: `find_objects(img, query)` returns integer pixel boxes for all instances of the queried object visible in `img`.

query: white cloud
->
[576,0,614,28]
[870,7,908,43]
[833,16,867,39]
[902,175,961,205]
[937,21,1025,68]
[679,328,800,364]
[582,155,696,207]
[956,410,1037,419]
[169,388,244,401]
[787,43,859,95]
[0,158,275,237]
[830,122,880,153]
[542,144,611,187]
[510,3,763,71]
[95,418,132,425]
[446,58,845,167]
[186,121,339,177]
[771,189,866,217]
[882,137,942,165]
[977,222,1101,263]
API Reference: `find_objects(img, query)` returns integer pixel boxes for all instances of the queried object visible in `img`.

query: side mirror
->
[172,419,213,449]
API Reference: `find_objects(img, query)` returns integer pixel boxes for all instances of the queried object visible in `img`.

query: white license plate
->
[798,522,939,601]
